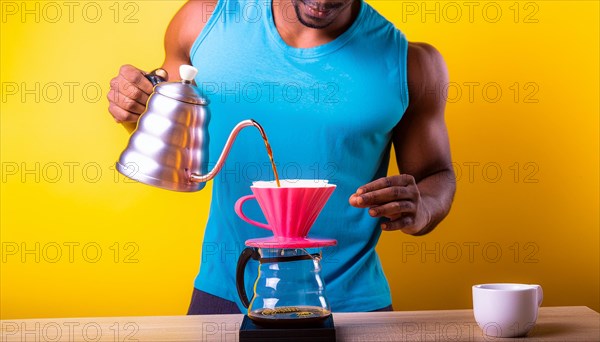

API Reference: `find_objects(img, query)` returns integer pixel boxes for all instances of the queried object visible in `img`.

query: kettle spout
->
[189,119,264,183]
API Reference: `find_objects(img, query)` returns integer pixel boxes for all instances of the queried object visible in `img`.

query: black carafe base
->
[239,314,336,341]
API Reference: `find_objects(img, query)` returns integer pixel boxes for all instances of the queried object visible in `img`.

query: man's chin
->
[292,0,344,29]
[297,14,335,29]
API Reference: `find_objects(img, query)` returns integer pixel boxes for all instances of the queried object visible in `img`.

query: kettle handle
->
[144,68,168,86]
[236,247,260,308]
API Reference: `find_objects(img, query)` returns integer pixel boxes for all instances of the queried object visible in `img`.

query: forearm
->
[413,168,456,236]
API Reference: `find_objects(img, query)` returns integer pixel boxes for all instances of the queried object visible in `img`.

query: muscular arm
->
[392,42,456,235]
[349,42,456,236]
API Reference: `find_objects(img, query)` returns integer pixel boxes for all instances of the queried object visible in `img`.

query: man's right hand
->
[107,65,155,123]
[107,1,214,124]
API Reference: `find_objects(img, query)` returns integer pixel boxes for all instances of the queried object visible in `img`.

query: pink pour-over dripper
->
[234,179,337,248]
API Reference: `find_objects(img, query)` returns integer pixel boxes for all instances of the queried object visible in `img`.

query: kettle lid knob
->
[180,65,198,83]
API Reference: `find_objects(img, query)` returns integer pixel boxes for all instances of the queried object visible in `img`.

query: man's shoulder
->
[167,0,219,57]
[408,42,444,66]
[180,0,219,16]
[404,42,448,110]
[407,42,448,85]
[174,0,219,28]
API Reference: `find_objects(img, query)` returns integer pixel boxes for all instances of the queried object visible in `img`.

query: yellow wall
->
[1,0,598,319]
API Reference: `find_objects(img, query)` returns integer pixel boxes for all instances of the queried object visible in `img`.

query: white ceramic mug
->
[472,283,543,338]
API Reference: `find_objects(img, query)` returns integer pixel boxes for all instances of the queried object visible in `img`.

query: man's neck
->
[272,0,360,48]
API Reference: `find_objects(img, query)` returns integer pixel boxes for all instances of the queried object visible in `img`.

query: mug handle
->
[533,284,543,307]
[234,195,271,230]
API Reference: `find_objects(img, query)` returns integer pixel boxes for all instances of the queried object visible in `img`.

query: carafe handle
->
[236,247,260,308]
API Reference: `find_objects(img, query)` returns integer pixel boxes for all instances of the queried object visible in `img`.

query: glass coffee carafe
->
[236,247,331,326]
[234,179,338,327]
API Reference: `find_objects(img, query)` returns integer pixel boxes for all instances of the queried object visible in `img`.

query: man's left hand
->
[349,175,431,235]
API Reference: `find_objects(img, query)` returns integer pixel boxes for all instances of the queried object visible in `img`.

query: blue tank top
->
[190,0,409,312]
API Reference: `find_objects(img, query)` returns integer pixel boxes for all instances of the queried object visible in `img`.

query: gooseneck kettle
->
[116,65,265,192]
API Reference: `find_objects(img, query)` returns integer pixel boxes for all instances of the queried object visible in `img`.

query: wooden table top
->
[1,306,598,341]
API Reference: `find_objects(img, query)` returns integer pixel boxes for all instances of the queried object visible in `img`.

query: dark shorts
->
[187,288,393,315]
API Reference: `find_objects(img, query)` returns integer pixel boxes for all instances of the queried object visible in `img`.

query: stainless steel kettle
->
[116,65,264,192]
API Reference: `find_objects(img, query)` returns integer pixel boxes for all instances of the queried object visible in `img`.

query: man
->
[108,0,455,314]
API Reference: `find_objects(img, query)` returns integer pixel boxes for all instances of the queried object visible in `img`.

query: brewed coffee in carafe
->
[236,247,331,327]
